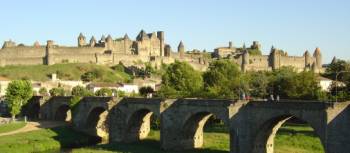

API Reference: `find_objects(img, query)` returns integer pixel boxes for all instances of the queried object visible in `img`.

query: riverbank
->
[0,126,99,153]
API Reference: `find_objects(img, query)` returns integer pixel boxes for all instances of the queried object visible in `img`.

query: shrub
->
[49,87,65,96]
[95,88,112,96]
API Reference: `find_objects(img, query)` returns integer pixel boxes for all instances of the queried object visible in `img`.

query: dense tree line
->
[157,60,341,101]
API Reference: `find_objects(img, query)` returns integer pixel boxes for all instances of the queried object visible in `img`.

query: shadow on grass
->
[50,126,101,148]
[277,128,319,137]
[84,139,228,153]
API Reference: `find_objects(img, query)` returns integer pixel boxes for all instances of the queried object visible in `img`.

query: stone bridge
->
[34,96,350,153]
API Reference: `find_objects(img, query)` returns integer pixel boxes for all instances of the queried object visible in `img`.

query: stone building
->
[0,31,323,73]
[213,41,324,73]
[0,30,208,71]
[213,41,236,58]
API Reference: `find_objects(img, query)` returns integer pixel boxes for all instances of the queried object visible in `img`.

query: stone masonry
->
[34,96,350,153]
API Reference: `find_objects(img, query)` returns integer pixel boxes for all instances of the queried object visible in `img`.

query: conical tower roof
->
[78,33,85,39]
[178,41,184,47]
[90,36,96,42]
[106,34,113,41]
[313,47,321,56]
[124,33,130,40]
[331,56,337,64]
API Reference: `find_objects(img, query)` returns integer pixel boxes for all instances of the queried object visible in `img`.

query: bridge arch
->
[108,98,163,143]
[124,108,157,142]
[181,111,229,150]
[252,114,325,153]
[85,106,108,138]
[54,104,71,121]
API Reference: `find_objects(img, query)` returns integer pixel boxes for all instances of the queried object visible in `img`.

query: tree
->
[71,85,93,96]
[158,61,203,98]
[139,86,154,97]
[203,60,242,99]
[5,80,33,119]
[246,71,269,98]
[95,88,113,96]
[39,87,48,96]
[49,87,65,96]
[268,67,321,100]
[81,71,97,82]
[324,59,350,100]
[144,62,155,78]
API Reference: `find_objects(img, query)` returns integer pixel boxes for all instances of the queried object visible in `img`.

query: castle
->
[213,41,323,73]
[0,30,208,71]
[0,30,323,73]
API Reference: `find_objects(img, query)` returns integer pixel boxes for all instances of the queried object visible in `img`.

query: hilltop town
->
[0,30,323,73]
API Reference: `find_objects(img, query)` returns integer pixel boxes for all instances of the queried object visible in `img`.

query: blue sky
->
[0,0,349,63]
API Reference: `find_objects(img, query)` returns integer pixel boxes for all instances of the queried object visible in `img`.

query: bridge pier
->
[36,96,350,153]
[160,99,232,151]
[109,98,166,143]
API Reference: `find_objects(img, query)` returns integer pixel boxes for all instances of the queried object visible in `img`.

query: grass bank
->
[0,126,99,153]
[0,63,131,83]
[73,124,324,153]
[0,121,26,134]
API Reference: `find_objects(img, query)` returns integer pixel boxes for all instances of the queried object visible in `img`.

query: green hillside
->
[0,63,131,83]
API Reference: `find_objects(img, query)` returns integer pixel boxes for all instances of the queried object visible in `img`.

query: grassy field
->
[275,124,324,153]
[0,126,99,153]
[0,122,26,134]
[0,63,131,82]
[0,123,324,153]
[72,124,324,153]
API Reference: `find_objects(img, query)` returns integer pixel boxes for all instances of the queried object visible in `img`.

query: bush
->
[81,71,97,82]
[71,86,93,96]
[49,87,65,96]
[39,87,48,96]
[111,64,125,72]
[95,88,112,96]
[139,86,154,97]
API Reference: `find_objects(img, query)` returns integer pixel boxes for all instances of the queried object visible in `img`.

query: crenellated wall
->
[0,30,207,71]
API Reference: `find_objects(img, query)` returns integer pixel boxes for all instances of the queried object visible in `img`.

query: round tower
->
[178,41,185,58]
[90,36,96,47]
[242,50,250,72]
[106,35,113,50]
[78,33,86,47]
[157,31,165,56]
[270,46,280,70]
[164,44,171,57]
[304,50,311,68]
[313,47,322,68]
[46,40,55,65]
[331,56,337,64]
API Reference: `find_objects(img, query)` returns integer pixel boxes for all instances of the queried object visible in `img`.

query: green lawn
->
[0,122,26,134]
[275,123,324,153]
[73,124,324,153]
[0,63,131,83]
[0,124,324,153]
[72,124,323,153]
[0,126,99,153]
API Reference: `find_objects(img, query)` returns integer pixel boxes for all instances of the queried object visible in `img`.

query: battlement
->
[0,30,208,71]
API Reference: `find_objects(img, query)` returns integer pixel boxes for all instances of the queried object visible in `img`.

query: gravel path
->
[0,121,68,137]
